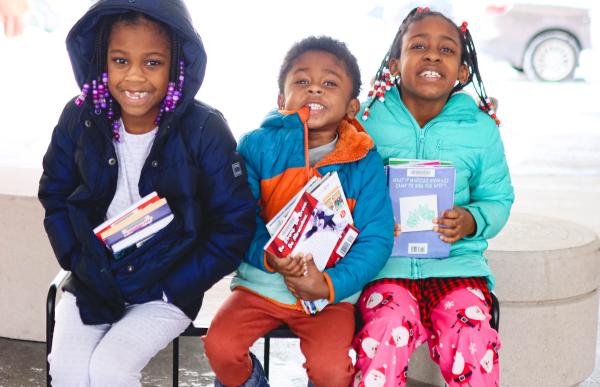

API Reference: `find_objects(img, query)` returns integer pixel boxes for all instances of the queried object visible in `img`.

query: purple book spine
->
[103,204,172,247]
[388,166,455,258]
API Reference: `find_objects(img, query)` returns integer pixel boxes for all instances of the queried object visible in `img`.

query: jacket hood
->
[66,0,206,106]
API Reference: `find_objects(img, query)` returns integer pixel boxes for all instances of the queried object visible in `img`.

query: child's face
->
[107,18,171,131]
[278,50,359,136]
[390,16,468,104]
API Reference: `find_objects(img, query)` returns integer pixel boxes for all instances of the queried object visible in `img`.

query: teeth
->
[307,103,324,110]
[124,91,149,100]
[420,70,441,78]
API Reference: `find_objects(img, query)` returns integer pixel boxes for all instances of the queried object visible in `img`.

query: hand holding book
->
[432,206,476,243]
[282,255,330,302]
[263,171,359,314]
[265,252,306,278]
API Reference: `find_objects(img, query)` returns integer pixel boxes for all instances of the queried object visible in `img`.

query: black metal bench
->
[46,270,499,386]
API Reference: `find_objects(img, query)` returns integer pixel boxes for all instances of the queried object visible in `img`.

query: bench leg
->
[263,336,270,379]
[172,337,179,386]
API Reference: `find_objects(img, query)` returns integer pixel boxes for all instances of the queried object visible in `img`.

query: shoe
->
[214,352,269,387]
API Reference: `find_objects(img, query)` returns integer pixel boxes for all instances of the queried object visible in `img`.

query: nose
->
[125,64,146,82]
[307,84,324,95]
[424,48,441,62]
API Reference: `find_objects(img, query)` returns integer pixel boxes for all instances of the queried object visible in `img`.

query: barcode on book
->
[407,168,435,177]
[408,243,428,255]
[336,228,358,257]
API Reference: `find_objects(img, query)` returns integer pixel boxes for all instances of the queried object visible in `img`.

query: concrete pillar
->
[407,213,600,387]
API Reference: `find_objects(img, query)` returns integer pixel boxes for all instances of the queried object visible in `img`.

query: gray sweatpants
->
[48,291,191,387]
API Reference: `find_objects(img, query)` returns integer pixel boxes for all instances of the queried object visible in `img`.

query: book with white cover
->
[111,214,174,254]
[263,175,358,314]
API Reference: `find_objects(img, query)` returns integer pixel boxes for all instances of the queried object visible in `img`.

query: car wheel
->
[523,31,579,82]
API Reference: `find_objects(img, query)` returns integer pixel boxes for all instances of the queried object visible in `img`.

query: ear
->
[345,98,360,119]
[277,94,285,110]
[458,63,469,85]
[389,58,401,77]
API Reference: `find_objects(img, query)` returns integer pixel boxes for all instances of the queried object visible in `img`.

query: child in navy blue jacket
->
[38,1,255,385]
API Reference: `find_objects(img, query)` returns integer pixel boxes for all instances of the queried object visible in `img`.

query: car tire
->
[523,31,579,82]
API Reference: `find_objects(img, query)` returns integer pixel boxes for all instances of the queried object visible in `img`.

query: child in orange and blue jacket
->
[204,36,395,387]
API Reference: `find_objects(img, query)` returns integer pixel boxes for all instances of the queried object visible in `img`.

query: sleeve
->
[323,152,395,303]
[463,126,515,240]
[38,105,82,271]
[236,132,275,272]
[163,112,256,306]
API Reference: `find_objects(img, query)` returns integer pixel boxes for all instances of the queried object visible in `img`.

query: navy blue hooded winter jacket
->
[38,0,255,324]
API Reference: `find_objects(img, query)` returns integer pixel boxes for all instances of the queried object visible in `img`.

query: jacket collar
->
[273,107,374,168]
[315,117,374,167]
[384,86,478,129]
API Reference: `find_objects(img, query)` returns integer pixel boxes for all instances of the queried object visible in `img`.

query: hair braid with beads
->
[362,7,499,125]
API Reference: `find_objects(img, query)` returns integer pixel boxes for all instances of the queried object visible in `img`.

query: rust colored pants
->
[204,289,355,387]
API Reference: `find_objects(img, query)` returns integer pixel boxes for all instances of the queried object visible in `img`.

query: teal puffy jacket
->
[360,89,514,290]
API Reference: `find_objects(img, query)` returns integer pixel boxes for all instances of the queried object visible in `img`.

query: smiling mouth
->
[307,103,325,111]
[419,70,442,79]
[124,90,150,100]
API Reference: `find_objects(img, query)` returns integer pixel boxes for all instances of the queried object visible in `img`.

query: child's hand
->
[433,206,476,243]
[266,252,306,277]
[394,223,402,237]
[283,255,330,301]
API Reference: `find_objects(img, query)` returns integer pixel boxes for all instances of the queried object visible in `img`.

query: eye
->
[145,59,162,67]
[323,80,337,87]
[295,79,309,85]
[411,43,425,50]
[441,47,456,54]
[112,57,127,65]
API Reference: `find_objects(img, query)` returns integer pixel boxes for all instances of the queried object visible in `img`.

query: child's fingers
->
[303,254,316,274]
[442,208,460,219]
[440,234,459,243]
[283,260,306,277]
[394,223,402,237]
[433,218,457,232]
[284,278,300,298]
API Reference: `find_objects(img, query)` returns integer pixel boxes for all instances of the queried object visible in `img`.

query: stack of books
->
[264,171,359,314]
[94,192,174,259]
[386,159,456,258]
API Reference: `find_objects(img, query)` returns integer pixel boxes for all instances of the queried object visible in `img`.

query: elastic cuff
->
[462,205,485,240]
[263,252,276,273]
[323,272,335,303]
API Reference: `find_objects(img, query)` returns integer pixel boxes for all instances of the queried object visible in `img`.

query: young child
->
[203,36,394,387]
[354,7,514,387]
[38,1,255,385]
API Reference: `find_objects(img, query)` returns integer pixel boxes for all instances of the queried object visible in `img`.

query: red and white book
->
[263,172,359,314]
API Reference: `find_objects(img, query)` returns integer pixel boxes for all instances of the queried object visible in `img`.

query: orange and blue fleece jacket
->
[231,108,394,308]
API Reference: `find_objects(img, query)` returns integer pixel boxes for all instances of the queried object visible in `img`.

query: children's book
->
[111,214,174,254]
[263,172,358,314]
[265,175,321,237]
[387,159,455,258]
[102,199,171,246]
[94,192,161,239]
[93,191,173,258]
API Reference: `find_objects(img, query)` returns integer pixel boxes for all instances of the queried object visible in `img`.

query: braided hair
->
[93,12,182,87]
[362,7,499,125]
[75,11,184,140]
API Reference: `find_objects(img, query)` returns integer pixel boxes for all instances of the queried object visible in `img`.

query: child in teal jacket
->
[354,7,514,387]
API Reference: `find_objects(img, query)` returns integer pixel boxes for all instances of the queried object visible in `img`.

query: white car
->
[479,3,592,81]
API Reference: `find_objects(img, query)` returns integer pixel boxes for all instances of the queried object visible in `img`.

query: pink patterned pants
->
[353,283,500,387]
